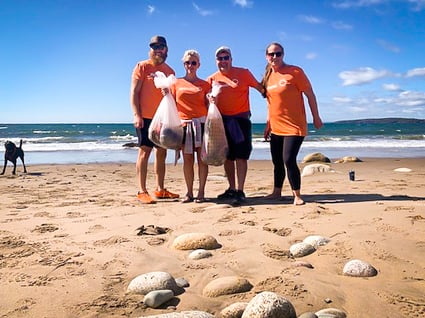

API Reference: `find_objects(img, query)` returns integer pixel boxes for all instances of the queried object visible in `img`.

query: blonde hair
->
[260,42,284,97]
[182,49,200,62]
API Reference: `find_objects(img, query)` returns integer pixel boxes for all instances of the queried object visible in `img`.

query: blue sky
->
[1,0,424,123]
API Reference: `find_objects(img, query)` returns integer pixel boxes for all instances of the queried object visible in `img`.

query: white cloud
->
[233,0,254,8]
[339,67,392,86]
[383,83,401,91]
[333,0,425,11]
[306,52,317,60]
[376,39,401,53]
[147,5,155,15]
[333,96,353,103]
[332,0,392,9]
[397,90,425,106]
[298,15,325,24]
[192,2,214,16]
[405,67,425,77]
[332,21,353,30]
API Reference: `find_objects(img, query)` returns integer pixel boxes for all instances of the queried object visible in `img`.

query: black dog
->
[1,140,27,175]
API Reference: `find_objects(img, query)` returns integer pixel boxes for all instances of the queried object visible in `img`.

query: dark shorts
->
[136,118,155,148]
[223,117,252,160]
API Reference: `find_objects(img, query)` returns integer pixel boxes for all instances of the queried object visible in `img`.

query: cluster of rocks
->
[126,231,377,317]
[301,153,362,177]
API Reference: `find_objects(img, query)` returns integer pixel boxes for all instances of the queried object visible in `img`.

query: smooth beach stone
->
[343,259,378,277]
[175,277,189,288]
[127,271,179,295]
[298,313,318,318]
[220,302,249,318]
[143,289,174,308]
[289,242,316,258]
[334,156,362,163]
[292,260,314,269]
[394,167,412,172]
[172,232,220,250]
[188,249,213,260]
[301,164,334,177]
[303,235,330,248]
[315,308,347,318]
[140,311,215,318]
[302,152,331,163]
[242,291,297,318]
[203,276,253,297]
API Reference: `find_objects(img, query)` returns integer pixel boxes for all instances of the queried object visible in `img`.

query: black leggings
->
[269,134,304,191]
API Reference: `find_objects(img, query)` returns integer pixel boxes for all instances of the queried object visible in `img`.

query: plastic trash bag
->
[201,82,228,166]
[148,72,183,150]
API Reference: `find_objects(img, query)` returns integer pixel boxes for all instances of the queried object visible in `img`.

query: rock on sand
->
[127,271,180,295]
[289,242,316,257]
[203,276,253,297]
[301,164,334,177]
[342,259,378,277]
[241,291,297,318]
[172,233,220,250]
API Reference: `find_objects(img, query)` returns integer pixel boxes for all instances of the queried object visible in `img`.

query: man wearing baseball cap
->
[207,46,265,205]
[130,35,180,204]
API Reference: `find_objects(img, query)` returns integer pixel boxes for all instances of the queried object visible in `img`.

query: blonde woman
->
[261,42,323,205]
[171,50,211,203]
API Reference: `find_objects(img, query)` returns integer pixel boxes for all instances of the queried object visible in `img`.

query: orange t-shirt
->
[132,60,175,119]
[266,65,311,136]
[171,78,211,120]
[207,67,258,116]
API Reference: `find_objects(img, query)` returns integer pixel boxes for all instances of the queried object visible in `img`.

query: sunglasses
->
[267,51,282,58]
[216,55,230,61]
[151,44,165,50]
[184,61,198,66]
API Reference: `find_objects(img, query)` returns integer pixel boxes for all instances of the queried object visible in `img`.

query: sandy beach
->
[1,158,424,317]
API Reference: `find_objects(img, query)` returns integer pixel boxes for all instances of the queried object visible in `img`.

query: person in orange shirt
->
[171,50,211,203]
[130,35,180,204]
[261,42,323,205]
[207,46,264,205]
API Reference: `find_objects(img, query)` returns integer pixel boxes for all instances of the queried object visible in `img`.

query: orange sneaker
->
[137,191,156,204]
[154,189,180,199]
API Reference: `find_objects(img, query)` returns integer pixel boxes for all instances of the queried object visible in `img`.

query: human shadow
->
[210,193,424,206]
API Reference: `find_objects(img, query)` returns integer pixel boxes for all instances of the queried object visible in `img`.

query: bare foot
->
[293,197,305,205]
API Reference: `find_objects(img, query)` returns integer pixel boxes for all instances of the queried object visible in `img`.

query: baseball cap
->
[149,35,167,48]
[215,46,231,57]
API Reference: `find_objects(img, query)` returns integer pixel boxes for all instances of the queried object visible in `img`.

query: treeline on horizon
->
[331,117,425,124]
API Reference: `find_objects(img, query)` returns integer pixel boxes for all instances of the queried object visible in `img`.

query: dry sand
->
[0,158,424,317]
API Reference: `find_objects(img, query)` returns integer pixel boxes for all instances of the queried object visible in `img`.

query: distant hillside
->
[333,118,425,124]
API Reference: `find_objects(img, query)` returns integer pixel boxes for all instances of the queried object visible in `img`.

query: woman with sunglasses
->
[171,50,211,203]
[261,42,323,205]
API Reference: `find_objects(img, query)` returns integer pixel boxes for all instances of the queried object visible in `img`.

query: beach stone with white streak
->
[172,233,220,250]
[143,289,174,308]
[289,242,316,258]
[302,152,331,163]
[343,259,378,277]
[241,291,297,318]
[220,302,249,318]
[188,249,213,260]
[315,308,347,318]
[127,271,180,295]
[140,311,215,318]
[203,276,253,297]
[303,235,330,248]
[301,164,334,177]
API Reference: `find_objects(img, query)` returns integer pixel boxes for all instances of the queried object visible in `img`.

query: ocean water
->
[0,122,424,165]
